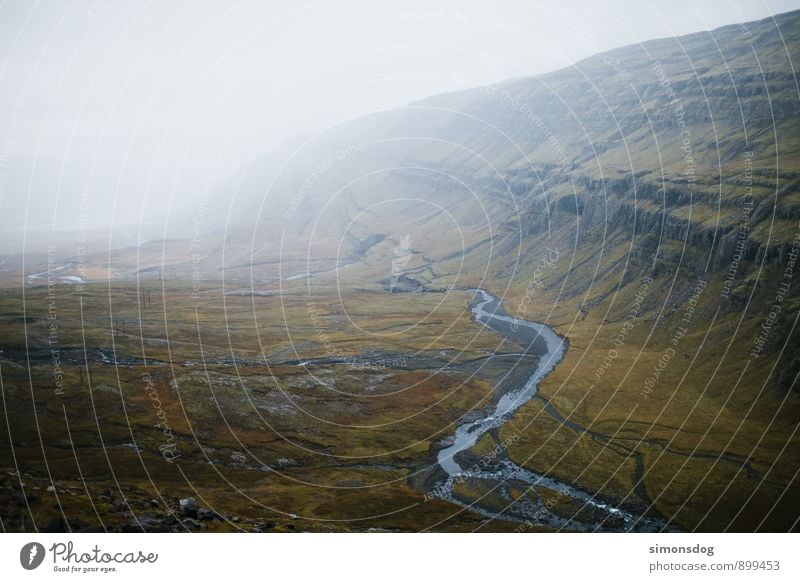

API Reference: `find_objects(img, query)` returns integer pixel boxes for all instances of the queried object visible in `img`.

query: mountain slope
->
[180,9,800,529]
[6,9,800,534]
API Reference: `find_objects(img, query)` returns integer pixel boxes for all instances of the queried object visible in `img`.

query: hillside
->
[210,9,800,530]
[3,9,799,532]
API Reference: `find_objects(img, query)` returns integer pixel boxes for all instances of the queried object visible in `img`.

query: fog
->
[0,0,794,243]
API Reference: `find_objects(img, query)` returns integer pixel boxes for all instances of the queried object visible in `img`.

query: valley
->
[2,8,800,533]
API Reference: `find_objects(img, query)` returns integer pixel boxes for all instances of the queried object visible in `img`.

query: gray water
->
[434,289,674,532]
[437,289,566,475]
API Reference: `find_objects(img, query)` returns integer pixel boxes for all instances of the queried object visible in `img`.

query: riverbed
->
[433,289,673,532]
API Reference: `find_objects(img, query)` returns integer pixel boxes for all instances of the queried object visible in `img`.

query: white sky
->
[0,0,797,234]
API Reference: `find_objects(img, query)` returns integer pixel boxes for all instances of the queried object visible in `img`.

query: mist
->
[0,0,795,245]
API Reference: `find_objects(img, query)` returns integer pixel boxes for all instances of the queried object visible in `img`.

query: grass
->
[0,281,502,532]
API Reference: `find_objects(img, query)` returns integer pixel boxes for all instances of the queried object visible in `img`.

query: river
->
[433,289,673,532]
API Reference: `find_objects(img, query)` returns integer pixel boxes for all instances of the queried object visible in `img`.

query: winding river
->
[434,289,673,532]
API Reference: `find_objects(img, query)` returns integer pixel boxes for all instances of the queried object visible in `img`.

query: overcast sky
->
[0,0,797,237]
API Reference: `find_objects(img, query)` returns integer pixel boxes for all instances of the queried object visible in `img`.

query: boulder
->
[197,508,218,521]
[179,497,198,518]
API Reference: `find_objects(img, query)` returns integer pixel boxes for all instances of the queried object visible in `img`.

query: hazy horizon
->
[0,0,797,242]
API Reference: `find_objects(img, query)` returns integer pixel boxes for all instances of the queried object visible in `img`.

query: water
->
[437,289,566,475]
[433,289,674,532]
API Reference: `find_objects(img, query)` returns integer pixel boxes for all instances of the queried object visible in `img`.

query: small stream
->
[434,289,674,532]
